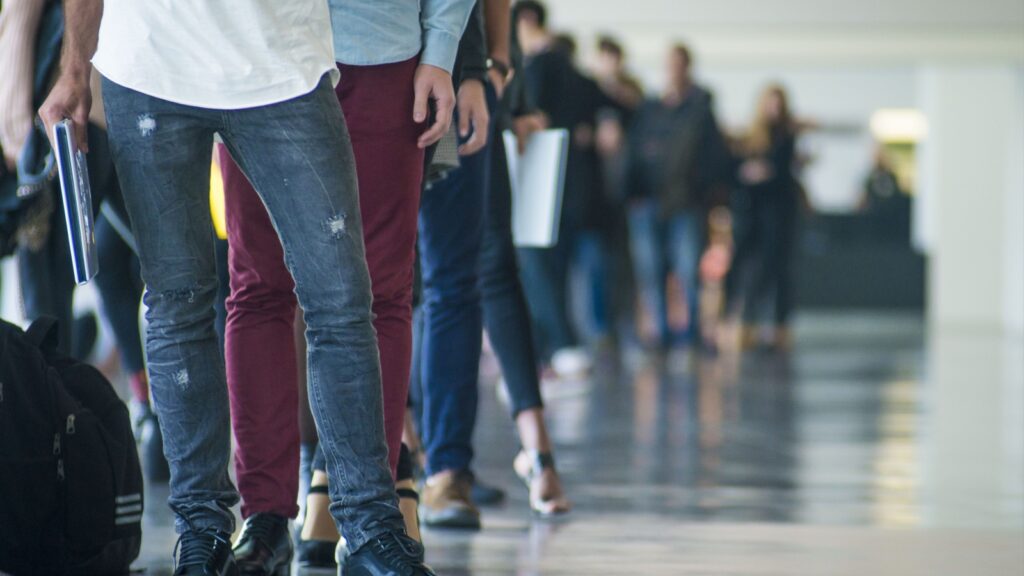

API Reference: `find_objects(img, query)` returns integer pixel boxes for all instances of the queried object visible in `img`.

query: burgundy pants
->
[221,58,423,519]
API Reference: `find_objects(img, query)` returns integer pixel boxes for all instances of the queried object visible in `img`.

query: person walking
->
[478,1,572,516]
[726,84,804,350]
[513,1,621,371]
[215,0,473,572]
[624,43,730,350]
[39,0,433,574]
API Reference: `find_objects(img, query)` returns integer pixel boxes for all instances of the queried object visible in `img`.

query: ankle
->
[300,488,338,542]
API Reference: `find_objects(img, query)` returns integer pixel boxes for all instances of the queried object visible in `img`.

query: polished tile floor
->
[132,312,1024,575]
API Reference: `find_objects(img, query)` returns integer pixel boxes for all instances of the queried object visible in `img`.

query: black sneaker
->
[344,532,434,576]
[233,513,293,576]
[173,529,238,576]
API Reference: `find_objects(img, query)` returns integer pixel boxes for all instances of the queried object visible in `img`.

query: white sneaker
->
[550,347,592,378]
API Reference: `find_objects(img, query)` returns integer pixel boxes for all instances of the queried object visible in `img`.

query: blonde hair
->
[743,83,792,155]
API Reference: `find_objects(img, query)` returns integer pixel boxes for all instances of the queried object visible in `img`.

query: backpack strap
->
[26,316,60,352]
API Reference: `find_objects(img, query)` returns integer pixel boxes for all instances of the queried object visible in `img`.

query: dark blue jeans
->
[628,200,704,345]
[479,124,543,417]
[572,230,611,338]
[101,75,402,548]
[415,106,489,476]
[517,234,577,361]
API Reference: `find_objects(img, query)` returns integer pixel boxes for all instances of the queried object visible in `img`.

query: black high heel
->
[296,485,340,568]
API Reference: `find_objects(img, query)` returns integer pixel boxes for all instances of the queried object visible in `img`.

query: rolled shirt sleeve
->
[419,0,475,72]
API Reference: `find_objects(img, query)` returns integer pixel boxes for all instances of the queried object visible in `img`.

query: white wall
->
[1004,71,1024,336]
[545,0,1024,27]
[919,66,1024,332]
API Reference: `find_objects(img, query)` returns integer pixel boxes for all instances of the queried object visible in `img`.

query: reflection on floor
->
[133,312,1024,575]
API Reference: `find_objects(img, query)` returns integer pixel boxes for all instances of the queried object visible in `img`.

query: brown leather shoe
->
[420,470,480,529]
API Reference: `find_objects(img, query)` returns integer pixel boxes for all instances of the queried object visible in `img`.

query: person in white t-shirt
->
[39,1,436,574]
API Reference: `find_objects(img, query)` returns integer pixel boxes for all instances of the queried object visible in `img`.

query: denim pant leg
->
[94,212,145,374]
[516,241,576,361]
[627,201,670,345]
[219,77,401,550]
[668,211,704,342]
[573,230,610,338]
[417,126,487,476]
[102,77,238,534]
[479,120,543,417]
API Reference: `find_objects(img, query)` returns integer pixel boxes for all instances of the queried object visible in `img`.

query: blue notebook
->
[53,120,99,285]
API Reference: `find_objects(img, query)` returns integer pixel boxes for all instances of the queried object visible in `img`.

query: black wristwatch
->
[487,57,511,79]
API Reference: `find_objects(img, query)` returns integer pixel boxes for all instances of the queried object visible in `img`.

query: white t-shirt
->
[92,0,338,110]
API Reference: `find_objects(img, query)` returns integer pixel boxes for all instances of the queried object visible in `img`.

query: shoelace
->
[240,514,280,546]
[174,529,226,568]
[373,532,424,572]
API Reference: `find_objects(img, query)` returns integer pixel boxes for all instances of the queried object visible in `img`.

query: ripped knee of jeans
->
[322,213,348,240]
[160,286,200,304]
[137,114,157,137]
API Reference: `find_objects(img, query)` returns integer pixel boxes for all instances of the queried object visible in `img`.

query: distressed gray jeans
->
[101,75,403,551]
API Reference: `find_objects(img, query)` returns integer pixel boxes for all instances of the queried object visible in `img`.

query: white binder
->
[503,128,569,248]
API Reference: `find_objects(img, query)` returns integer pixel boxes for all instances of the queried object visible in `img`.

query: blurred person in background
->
[0,0,168,479]
[859,146,911,243]
[725,83,805,350]
[476,0,572,518]
[592,35,644,345]
[514,0,622,373]
[593,35,644,111]
[624,42,730,352]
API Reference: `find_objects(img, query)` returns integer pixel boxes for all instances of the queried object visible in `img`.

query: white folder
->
[503,128,569,248]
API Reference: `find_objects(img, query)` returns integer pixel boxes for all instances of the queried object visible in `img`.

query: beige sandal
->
[514,450,571,517]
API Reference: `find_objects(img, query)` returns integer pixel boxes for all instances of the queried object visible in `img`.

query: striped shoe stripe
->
[116,504,143,515]
[115,514,142,526]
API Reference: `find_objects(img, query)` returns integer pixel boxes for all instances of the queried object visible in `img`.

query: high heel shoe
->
[296,485,340,569]
[513,450,571,517]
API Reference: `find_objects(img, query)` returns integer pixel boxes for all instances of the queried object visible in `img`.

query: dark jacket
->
[522,48,623,231]
[626,86,730,217]
[453,1,487,88]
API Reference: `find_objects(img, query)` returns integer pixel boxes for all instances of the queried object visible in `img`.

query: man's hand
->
[511,112,548,154]
[456,79,489,156]
[413,64,456,149]
[39,69,93,152]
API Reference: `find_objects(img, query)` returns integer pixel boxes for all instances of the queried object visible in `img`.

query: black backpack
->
[0,317,143,575]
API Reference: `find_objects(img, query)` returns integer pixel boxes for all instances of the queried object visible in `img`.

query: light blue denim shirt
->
[329,0,474,73]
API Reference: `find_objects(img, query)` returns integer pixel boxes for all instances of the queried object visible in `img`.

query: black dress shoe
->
[173,529,238,576]
[344,532,434,576]
[233,513,293,576]
[296,538,338,569]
